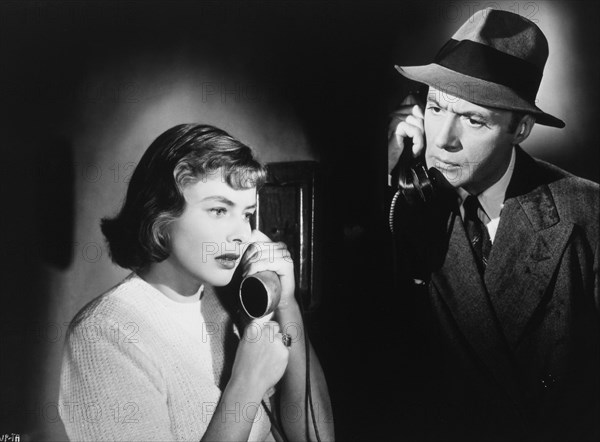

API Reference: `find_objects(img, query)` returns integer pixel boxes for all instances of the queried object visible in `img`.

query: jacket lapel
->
[431,210,523,405]
[484,147,573,348]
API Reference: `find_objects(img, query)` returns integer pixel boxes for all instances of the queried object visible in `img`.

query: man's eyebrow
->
[200,195,257,210]
[426,96,440,106]
[427,97,489,119]
[461,110,488,119]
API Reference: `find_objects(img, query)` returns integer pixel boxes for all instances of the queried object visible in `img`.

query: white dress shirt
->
[457,147,516,243]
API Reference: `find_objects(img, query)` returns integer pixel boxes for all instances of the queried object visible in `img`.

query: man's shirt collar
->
[457,147,516,243]
[458,146,516,220]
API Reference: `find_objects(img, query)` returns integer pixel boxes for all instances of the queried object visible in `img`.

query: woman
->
[59,124,334,441]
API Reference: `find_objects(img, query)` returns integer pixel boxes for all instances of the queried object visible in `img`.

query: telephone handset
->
[388,98,455,281]
[237,265,322,442]
[389,132,453,236]
[394,137,434,205]
[390,91,453,204]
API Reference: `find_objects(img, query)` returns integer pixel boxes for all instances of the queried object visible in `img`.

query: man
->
[387,8,599,442]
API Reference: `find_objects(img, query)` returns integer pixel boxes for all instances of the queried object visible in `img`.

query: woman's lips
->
[214,253,240,270]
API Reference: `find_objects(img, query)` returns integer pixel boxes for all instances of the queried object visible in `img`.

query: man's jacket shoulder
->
[531,155,599,227]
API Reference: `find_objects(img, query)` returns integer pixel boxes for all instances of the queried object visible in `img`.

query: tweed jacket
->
[391,147,599,442]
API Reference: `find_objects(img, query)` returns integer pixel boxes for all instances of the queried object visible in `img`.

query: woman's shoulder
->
[66,272,158,339]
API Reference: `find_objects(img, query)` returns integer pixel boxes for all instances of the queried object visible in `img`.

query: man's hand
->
[388,94,426,175]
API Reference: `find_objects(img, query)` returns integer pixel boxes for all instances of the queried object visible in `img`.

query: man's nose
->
[433,116,461,152]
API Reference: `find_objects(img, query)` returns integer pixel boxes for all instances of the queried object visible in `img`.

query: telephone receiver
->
[388,93,455,245]
[394,143,452,204]
[239,271,282,319]
[388,96,457,280]
[390,93,453,207]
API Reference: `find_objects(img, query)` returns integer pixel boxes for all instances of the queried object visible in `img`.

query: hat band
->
[434,39,542,103]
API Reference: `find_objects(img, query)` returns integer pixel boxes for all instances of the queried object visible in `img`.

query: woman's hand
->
[229,319,289,397]
[204,319,290,440]
[241,229,296,311]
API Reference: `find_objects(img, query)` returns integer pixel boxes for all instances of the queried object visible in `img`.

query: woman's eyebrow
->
[200,195,257,210]
[200,196,235,206]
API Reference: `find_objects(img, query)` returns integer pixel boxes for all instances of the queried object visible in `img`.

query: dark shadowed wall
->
[0,1,598,441]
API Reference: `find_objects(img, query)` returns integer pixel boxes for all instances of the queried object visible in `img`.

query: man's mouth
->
[432,158,461,168]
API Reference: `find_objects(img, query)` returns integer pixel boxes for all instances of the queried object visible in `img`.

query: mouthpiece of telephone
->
[388,139,453,235]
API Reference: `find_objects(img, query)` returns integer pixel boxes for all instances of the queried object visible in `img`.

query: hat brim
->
[395,64,565,128]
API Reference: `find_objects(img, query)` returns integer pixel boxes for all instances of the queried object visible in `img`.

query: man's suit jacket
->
[392,147,599,442]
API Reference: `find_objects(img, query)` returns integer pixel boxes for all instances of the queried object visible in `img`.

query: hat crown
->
[453,8,548,72]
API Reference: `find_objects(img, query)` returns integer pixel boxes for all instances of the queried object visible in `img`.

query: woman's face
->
[165,169,257,289]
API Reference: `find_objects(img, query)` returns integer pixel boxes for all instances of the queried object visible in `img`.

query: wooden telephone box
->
[256,161,321,312]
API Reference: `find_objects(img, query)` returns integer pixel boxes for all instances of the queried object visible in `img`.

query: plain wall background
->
[0,1,598,440]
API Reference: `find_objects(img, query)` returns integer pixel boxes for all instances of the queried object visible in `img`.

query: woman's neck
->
[138,262,203,303]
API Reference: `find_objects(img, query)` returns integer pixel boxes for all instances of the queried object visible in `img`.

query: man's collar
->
[457,146,516,220]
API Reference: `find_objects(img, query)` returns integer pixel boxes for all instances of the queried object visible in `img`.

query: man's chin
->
[436,168,466,189]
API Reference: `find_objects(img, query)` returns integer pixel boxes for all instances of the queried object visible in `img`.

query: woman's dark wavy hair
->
[100,123,267,272]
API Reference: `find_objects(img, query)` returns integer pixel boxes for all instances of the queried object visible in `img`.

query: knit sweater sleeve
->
[59,311,175,441]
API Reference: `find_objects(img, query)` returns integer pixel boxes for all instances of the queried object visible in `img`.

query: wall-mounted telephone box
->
[256,161,321,312]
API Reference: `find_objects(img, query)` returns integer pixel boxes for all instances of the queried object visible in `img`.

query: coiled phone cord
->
[388,189,402,235]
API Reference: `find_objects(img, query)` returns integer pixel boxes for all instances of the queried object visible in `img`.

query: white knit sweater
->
[59,272,273,441]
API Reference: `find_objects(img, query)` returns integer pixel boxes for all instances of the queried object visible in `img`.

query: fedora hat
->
[395,8,565,128]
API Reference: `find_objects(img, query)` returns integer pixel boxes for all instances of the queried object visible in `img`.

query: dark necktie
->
[463,195,492,273]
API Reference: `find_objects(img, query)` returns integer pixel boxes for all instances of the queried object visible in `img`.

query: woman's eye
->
[210,208,227,217]
[244,212,255,221]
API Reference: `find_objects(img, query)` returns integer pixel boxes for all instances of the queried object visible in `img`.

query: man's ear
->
[513,114,535,145]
